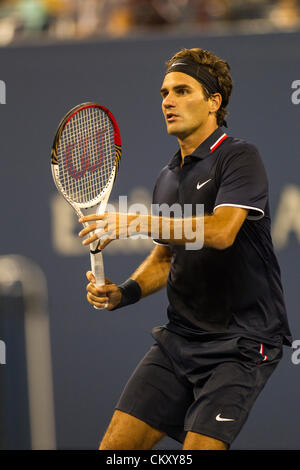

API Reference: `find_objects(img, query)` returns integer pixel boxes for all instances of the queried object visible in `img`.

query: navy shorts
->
[115,325,282,446]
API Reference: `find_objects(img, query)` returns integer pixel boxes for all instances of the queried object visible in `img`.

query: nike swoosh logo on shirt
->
[197,178,211,190]
[216,414,235,422]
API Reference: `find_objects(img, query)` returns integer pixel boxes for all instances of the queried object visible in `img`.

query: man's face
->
[160,72,212,139]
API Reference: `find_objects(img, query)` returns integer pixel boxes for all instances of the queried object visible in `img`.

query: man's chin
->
[166,124,183,136]
[167,127,186,139]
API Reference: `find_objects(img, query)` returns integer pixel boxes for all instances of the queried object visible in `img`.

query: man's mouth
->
[166,112,178,122]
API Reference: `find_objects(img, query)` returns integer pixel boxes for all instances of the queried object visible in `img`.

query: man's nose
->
[163,93,176,108]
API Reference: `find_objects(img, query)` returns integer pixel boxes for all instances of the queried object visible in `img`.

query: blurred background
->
[0,0,299,45]
[0,0,300,451]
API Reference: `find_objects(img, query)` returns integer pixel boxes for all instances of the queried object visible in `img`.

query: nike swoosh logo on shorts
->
[216,413,235,422]
[197,178,211,190]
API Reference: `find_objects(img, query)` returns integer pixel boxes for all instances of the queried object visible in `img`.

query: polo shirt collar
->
[168,127,228,169]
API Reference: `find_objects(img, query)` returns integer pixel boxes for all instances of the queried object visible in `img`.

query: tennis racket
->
[51,102,122,308]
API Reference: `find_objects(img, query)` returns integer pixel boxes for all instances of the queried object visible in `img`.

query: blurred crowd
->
[0,0,299,45]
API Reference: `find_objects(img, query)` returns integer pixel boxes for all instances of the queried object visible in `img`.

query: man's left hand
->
[78,212,149,249]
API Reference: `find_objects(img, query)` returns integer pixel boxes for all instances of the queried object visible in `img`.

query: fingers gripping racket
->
[51,102,122,308]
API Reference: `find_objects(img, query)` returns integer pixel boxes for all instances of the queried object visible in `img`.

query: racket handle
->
[90,250,105,310]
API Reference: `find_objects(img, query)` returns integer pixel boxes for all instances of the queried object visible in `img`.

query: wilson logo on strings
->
[65,130,107,179]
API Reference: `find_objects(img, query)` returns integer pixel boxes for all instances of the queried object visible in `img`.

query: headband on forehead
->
[166,60,222,96]
[165,60,227,126]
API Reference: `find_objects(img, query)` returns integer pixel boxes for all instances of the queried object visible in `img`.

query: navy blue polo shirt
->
[152,127,292,346]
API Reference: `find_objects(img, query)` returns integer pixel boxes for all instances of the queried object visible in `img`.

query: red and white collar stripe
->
[210,133,227,153]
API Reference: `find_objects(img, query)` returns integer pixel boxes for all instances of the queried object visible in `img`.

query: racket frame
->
[51,102,122,303]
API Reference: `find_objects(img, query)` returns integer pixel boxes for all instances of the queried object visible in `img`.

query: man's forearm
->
[79,207,247,252]
[138,208,247,251]
[155,215,216,248]
[140,214,230,250]
[130,246,171,298]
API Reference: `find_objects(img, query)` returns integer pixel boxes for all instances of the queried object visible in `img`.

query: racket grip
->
[90,250,105,310]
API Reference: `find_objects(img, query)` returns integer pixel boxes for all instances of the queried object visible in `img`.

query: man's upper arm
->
[152,243,172,263]
[214,143,268,221]
[213,205,248,247]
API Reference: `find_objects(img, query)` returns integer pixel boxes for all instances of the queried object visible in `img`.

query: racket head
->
[51,102,122,210]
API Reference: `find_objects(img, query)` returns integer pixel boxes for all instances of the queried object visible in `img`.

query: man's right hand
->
[86,271,122,310]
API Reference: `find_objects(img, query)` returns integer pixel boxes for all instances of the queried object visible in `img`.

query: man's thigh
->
[113,343,194,445]
[184,338,282,447]
[99,409,165,450]
[183,431,228,450]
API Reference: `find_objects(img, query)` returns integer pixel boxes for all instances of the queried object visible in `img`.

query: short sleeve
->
[214,144,268,220]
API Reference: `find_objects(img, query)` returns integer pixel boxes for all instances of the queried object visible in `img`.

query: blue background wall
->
[0,30,299,449]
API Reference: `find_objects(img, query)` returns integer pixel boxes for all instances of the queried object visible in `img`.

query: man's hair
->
[166,48,233,127]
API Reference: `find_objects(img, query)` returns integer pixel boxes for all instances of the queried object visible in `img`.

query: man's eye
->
[178,88,187,94]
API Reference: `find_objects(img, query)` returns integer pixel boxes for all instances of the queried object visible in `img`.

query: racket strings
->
[57,107,115,205]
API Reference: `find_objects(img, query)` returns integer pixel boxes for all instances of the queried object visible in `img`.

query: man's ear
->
[209,93,222,113]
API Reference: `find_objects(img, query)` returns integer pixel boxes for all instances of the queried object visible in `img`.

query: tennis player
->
[79,48,292,450]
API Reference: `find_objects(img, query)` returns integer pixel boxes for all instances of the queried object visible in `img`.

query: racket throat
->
[90,244,101,255]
